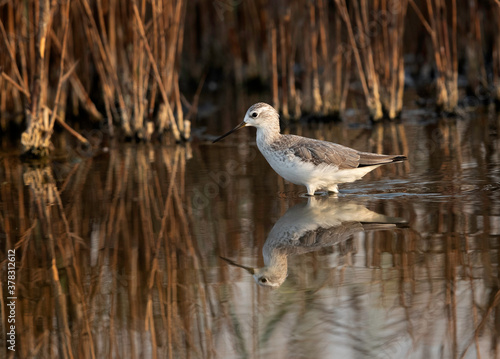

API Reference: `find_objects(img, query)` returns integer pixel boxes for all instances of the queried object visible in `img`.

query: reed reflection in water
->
[0,113,499,358]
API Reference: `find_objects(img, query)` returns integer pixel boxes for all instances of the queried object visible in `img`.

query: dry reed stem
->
[78,0,130,128]
[48,0,71,131]
[318,0,334,115]
[26,168,75,358]
[184,73,206,123]
[19,0,52,155]
[1,72,30,98]
[335,0,383,121]
[286,14,301,118]
[271,26,279,111]
[309,3,322,113]
[0,19,28,97]
[132,3,182,141]
[333,0,406,119]
[279,20,289,119]
[45,27,103,120]
[411,0,458,112]
[340,50,352,113]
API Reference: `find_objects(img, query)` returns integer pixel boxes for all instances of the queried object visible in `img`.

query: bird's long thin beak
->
[220,256,255,274]
[212,121,247,143]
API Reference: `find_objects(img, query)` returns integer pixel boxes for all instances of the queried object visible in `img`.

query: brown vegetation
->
[0,0,188,157]
[410,0,458,113]
[2,1,500,155]
[336,0,408,120]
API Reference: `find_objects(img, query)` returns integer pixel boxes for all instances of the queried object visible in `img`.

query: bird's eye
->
[260,278,267,283]
[251,112,258,118]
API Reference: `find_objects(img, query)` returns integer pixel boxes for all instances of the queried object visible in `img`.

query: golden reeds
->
[270,0,351,119]
[335,0,408,121]
[0,0,189,157]
[410,0,458,113]
[4,0,500,156]
[0,0,94,156]
[76,0,189,141]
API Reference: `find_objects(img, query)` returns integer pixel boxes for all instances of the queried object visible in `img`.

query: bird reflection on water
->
[221,197,407,288]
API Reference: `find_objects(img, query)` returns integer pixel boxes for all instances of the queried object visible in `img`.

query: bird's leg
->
[305,184,317,196]
[327,184,339,194]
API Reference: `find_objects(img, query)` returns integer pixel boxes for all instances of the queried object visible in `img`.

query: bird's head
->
[220,256,286,288]
[252,268,287,288]
[212,102,279,143]
[243,102,279,128]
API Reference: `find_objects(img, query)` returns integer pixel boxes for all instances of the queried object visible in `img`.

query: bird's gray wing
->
[282,135,361,169]
[280,135,407,168]
[277,222,398,256]
[275,222,364,256]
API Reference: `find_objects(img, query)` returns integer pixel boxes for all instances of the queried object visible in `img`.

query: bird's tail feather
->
[357,152,407,167]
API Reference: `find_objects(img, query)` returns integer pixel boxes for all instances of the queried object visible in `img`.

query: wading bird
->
[213,103,407,195]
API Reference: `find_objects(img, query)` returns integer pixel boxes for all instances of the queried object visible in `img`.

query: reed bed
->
[0,0,188,157]
[335,0,408,120]
[207,0,353,120]
[3,1,500,156]
[409,0,458,113]
[185,0,500,121]
[3,1,500,155]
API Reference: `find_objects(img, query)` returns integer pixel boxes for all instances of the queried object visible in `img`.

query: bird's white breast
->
[257,138,323,186]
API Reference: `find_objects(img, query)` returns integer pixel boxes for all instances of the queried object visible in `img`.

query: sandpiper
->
[213,103,407,195]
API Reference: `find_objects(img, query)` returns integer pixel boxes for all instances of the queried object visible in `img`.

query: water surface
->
[1,111,499,358]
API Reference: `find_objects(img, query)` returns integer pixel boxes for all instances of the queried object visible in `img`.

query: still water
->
[1,111,500,358]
